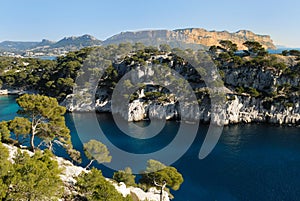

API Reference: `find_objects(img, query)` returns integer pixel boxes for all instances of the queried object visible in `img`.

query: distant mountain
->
[103,30,206,50]
[0,41,39,51]
[0,29,277,55]
[51,34,102,48]
[103,28,276,50]
[0,34,102,53]
[38,39,55,47]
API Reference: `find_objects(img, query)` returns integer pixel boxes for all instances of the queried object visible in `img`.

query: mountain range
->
[0,34,102,52]
[0,28,277,54]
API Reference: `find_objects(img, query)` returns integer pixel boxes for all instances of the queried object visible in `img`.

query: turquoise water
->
[1,96,300,201]
[0,95,19,121]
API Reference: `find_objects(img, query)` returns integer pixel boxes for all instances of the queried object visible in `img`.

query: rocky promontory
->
[62,47,300,126]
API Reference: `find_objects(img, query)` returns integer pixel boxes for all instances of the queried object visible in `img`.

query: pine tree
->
[113,167,136,186]
[0,121,10,142]
[84,139,112,169]
[76,168,132,201]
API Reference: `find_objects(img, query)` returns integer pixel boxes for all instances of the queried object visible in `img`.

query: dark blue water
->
[1,96,300,201]
[268,48,300,54]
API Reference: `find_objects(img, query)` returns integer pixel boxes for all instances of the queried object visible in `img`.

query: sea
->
[1,95,300,201]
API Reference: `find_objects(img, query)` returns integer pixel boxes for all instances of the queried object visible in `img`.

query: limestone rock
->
[104,28,276,50]
[127,100,146,121]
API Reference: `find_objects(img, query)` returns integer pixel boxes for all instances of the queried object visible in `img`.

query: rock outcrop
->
[223,94,300,125]
[175,28,276,50]
[111,94,299,126]
[62,51,299,126]
[113,182,170,201]
[103,28,276,50]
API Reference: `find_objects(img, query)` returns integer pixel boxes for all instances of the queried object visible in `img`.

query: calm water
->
[1,96,300,201]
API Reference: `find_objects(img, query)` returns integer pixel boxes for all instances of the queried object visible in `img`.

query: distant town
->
[0,48,68,58]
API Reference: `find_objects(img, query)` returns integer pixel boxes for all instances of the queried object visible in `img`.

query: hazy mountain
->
[0,41,39,51]
[38,39,55,47]
[0,34,102,52]
[51,34,102,48]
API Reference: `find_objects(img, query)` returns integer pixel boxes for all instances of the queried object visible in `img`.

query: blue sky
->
[0,0,299,47]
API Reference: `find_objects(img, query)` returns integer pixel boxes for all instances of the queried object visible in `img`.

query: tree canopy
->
[0,121,10,142]
[219,40,238,53]
[1,94,81,163]
[15,94,70,151]
[0,144,63,200]
[8,117,31,144]
[159,44,172,53]
[113,167,136,187]
[76,168,132,201]
[243,41,267,56]
[139,159,184,191]
[84,139,112,169]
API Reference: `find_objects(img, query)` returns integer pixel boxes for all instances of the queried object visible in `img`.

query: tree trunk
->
[160,187,163,201]
[154,180,167,201]
[30,133,35,152]
[85,159,95,169]
[48,141,53,151]
[30,122,36,152]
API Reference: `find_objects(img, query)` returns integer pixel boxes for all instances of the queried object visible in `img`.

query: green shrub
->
[113,167,136,187]
[236,86,245,94]
[76,168,132,201]
[248,87,260,97]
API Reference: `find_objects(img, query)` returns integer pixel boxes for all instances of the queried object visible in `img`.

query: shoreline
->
[67,110,300,127]
[0,89,25,96]
[2,94,299,127]
[0,89,35,96]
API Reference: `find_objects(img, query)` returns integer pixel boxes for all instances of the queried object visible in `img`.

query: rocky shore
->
[63,92,299,126]
[3,143,170,201]
[62,52,300,126]
[0,89,31,95]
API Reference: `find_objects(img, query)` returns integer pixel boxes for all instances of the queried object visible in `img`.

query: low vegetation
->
[0,143,63,200]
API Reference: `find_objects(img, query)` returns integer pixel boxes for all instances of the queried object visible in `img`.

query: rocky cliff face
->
[108,93,299,126]
[175,28,276,50]
[103,28,276,50]
[62,52,299,126]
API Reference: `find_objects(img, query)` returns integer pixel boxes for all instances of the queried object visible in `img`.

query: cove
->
[1,96,300,201]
